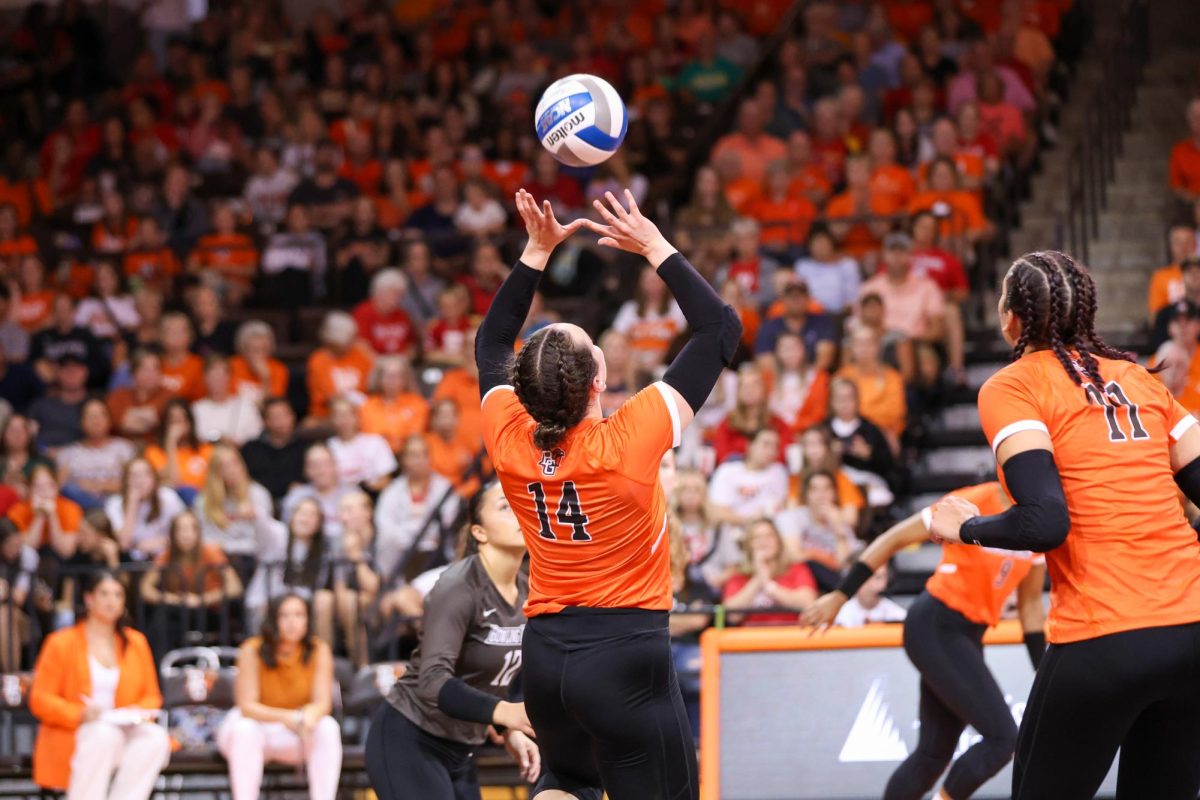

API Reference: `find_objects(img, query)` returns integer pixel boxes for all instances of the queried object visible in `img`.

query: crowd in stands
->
[0,0,1083,793]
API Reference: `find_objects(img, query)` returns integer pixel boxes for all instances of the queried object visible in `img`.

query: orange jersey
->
[924,482,1043,626]
[482,383,678,617]
[869,165,917,207]
[161,353,205,401]
[979,350,1200,643]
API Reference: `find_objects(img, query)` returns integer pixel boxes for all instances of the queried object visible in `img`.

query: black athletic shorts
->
[523,607,698,800]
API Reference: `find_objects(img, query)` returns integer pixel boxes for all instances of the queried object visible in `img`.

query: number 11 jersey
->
[482,382,680,617]
[978,349,1200,644]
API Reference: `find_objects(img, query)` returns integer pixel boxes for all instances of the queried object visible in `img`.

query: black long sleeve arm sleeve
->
[476,261,543,399]
[657,252,743,413]
[958,449,1070,553]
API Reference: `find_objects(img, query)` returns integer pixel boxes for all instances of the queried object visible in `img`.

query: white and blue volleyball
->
[534,74,628,168]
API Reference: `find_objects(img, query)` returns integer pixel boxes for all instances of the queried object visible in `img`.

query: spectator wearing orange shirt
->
[868,128,917,208]
[425,399,477,493]
[1151,302,1200,416]
[713,149,761,215]
[810,98,850,185]
[610,264,687,374]
[13,256,55,332]
[189,204,259,306]
[360,356,428,454]
[785,130,833,206]
[337,131,382,195]
[918,118,985,191]
[91,192,138,256]
[145,400,213,501]
[431,328,483,455]
[159,313,204,401]
[712,98,787,186]
[8,464,81,562]
[0,204,36,273]
[1148,224,1198,323]
[749,164,818,257]
[122,216,180,294]
[1170,99,1200,203]
[107,350,171,447]
[306,311,374,421]
[836,328,907,448]
[908,158,992,246]
[826,155,900,260]
[230,321,289,404]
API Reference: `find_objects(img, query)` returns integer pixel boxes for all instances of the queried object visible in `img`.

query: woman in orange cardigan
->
[29,570,170,799]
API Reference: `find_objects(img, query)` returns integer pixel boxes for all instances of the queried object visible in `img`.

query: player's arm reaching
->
[802,510,929,630]
[475,189,585,399]
[931,373,1070,552]
[583,190,743,423]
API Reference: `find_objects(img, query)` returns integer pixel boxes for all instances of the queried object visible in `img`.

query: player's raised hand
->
[582,189,678,267]
[516,188,586,271]
[929,495,981,545]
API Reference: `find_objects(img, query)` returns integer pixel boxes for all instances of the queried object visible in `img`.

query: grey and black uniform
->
[365,555,527,800]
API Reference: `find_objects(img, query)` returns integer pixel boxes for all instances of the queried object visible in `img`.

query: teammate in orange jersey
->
[930,250,1200,799]
[805,481,1046,800]
[476,189,740,800]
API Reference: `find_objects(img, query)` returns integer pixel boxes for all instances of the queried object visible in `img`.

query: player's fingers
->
[561,218,587,236]
[604,190,632,222]
[597,237,619,248]
[624,188,642,219]
[578,218,612,235]
[592,197,619,225]
[542,199,559,225]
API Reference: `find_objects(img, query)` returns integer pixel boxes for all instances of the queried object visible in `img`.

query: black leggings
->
[884,592,1018,800]
[365,703,481,800]
[1013,620,1200,800]
[523,608,697,800]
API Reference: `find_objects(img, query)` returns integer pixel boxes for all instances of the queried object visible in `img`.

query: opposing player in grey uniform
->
[365,481,539,799]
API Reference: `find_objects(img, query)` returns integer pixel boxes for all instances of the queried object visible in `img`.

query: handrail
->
[1056,0,1150,262]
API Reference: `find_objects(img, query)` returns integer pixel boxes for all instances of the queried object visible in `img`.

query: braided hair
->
[512,327,599,451]
[1002,250,1138,387]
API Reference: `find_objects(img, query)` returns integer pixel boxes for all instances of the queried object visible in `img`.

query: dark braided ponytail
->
[1002,250,1142,387]
[512,327,599,451]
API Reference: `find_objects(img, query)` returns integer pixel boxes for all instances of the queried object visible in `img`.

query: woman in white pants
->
[29,570,171,799]
[217,591,343,800]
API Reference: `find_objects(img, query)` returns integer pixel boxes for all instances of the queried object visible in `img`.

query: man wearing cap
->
[859,232,963,381]
[753,276,837,371]
[1153,257,1200,349]
[28,355,89,453]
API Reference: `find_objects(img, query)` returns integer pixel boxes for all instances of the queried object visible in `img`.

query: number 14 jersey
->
[482,383,680,617]
[978,349,1200,644]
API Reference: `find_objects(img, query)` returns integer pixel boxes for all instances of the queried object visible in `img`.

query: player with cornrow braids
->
[929,249,1200,799]
[474,189,740,800]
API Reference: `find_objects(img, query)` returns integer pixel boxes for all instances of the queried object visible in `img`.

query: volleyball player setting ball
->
[804,481,1046,800]
[475,188,739,799]
[927,251,1200,799]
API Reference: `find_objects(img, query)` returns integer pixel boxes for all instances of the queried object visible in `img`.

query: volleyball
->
[534,73,628,168]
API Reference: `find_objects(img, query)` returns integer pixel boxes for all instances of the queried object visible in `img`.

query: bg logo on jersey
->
[539,448,565,476]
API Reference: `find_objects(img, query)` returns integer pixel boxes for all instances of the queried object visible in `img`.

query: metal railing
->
[1057,0,1150,263]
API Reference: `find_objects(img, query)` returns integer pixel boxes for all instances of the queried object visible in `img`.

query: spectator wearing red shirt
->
[723,519,817,626]
[710,365,794,466]
[1170,99,1200,204]
[39,99,100,199]
[457,241,506,316]
[352,270,417,359]
[524,152,584,218]
[810,97,849,185]
[785,130,833,206]
[908,211,969,299]
[337,131,383,195]
[424,284,473,367]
